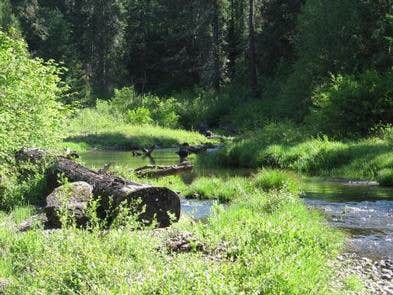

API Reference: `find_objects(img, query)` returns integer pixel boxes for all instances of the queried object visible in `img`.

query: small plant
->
[254,169,301,195]
[377,169,393,186]
[344,275,364,292]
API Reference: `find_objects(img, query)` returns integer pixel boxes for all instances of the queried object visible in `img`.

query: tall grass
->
[64,105,209,150]
[201,123,393,185]
[0,173,342,294]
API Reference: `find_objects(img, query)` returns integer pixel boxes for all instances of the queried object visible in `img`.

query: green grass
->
[62,108,210,151]
[112,166,302,203]
[343,275,364,292]
[0,177,343,294]
[200,122,393,185]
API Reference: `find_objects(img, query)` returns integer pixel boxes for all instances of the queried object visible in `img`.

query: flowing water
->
[81,149,393,259]
[302,178,393,259]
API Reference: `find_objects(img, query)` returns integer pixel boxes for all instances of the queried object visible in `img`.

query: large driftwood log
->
[135,164,193,178]
[16,148,180,227]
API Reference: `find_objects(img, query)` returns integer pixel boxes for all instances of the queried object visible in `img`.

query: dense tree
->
[125,0,212,92]
[0,0,18,29]
[4,0,392,132]
[248,0,258,97]
[226,0,247,81]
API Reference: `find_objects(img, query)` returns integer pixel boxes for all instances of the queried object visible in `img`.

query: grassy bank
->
[0,171,343,294]
[62,107,209,151]
[199,122,393,185]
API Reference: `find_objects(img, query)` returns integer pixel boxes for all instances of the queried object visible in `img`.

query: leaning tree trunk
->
[16,148,180,227]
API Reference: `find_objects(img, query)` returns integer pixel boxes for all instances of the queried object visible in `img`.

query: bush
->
[111,87,180,128]
[0,32,65,208]
[175,85,249,130]
[307,70,393,137]
[377,169,393,186]
[0,31,65,163]
[125,107,153,125]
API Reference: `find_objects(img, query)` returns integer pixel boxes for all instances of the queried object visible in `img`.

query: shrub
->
[125,107,153,125]
[0,31,65,163]
[111,87,180,128]
[307,70,393,137]
[377,169,393,186]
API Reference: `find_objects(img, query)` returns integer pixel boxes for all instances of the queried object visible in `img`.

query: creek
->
[81,149,393,259]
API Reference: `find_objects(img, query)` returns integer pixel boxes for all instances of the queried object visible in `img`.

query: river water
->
[81,149,393,259]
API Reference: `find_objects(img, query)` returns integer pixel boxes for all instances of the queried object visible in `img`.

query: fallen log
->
[176,143,209,160]
[16,148,180,228]
[135,164,193,178]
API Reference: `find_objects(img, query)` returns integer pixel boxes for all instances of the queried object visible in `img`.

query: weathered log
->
[16,148,181,228]
[135,164,193,178]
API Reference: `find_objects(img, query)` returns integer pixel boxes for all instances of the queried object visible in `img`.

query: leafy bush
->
[125,107,153,125]
[0,31,65,163]
[0,31,65,208]
[111,87,180,128]
[308,70,393,137]
[175,86,248,130]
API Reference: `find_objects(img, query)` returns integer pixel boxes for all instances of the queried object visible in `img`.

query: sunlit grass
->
[201,123,393,185]
[0,181,343,294]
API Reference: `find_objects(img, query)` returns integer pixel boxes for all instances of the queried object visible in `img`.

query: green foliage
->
[125,108,153,125]
[254,169,301,195]
[111,87,180,128]
[0,31,65,163]
[0,0,19,30]
[308,70,393,137]
[0,161,51,210]
[0,178,342,294]
[175,86,249,130]
[203,122,393,181]
[66,109,208,150]
[377,169,393,186]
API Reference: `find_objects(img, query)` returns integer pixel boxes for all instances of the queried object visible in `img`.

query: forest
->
[0,0,393,294]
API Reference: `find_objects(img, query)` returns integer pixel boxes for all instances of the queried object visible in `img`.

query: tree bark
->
[135,164,193,178]
[16,148,180,227]
[212,0,221,90]
[248,0,258,97]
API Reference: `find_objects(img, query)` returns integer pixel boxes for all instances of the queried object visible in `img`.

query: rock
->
[45,181,93,228]
[0,279,9,294]
[18,213,48,232]
[166,232,206,253]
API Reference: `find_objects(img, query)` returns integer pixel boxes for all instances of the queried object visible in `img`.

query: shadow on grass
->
[65,132,186,150]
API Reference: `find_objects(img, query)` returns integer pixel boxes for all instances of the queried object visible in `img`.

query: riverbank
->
[62,108,212,151]
[198,122,393,186]
[0,170,343,293]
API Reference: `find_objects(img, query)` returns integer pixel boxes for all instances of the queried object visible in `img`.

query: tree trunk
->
[212,0,221,90]
[16,148,180,227]
[248,0,258,97]
[135,164,193,178]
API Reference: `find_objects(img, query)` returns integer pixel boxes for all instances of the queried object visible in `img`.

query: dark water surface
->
[81,149,393,259]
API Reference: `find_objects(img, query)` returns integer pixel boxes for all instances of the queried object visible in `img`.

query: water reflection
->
[303,179,393,259]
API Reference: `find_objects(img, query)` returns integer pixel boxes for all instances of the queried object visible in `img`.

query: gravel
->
[332,253,393,294]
